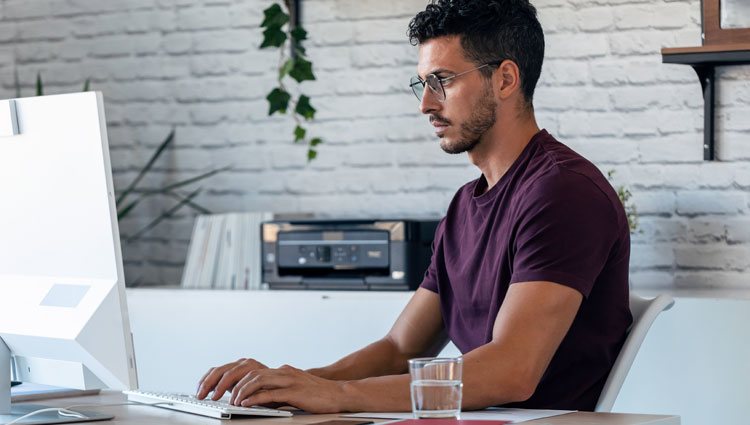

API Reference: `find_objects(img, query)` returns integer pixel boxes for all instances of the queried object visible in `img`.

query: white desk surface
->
[32,392,680,425]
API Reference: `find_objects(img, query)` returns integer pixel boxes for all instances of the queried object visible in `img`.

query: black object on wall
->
[287,0,302,59]
[662,46,750,161]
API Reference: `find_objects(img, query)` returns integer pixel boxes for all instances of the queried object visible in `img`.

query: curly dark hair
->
[408,0,544,109]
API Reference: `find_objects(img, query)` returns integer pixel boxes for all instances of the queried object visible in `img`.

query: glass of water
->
[408,357,463,419]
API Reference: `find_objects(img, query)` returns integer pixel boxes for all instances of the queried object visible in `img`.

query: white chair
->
[595,293,675,412]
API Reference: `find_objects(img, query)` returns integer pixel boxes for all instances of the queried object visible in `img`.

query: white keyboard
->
[124,390,293,419]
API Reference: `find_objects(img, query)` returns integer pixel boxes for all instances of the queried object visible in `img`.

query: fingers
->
[196,368,214,394]
[211,366,251,400]
[230,368,296,406]
[229,369,260,405]
[196,365,230,400]
[228,366,342,413]
[196,358,267,400]
[240,388,290,408]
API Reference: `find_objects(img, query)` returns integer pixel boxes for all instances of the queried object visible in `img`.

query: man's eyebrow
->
[418,68,453,79]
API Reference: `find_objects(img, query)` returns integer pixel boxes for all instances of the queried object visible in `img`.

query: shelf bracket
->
[661,45,750,161]
[692,64,716,161]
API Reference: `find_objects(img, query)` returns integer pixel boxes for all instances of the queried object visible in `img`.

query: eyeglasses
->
[409,61,501,102]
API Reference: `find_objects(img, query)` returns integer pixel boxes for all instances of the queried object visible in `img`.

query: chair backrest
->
[594,293,675,412]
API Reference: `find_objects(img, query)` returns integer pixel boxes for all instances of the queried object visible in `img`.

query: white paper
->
[343,407,575,423]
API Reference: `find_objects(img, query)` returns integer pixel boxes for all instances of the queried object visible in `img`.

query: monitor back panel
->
[0,92,136,390]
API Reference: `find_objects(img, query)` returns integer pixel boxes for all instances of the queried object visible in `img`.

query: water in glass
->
[410,379,463,418]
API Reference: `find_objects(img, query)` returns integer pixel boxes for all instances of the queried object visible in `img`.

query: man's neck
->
[468,112,540,193]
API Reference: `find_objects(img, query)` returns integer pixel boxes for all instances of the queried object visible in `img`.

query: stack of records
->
[181,212,277,290]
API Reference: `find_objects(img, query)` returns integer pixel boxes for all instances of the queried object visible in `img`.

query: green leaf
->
[289,57,315,82]
[260,26,287,48]
[291,27,307,42]
[294,95,316,120]
[279,59,294,79]
[294,125,306,143]
[36,72,43,96]
[293,44,306,57]
[137,166,232,195]
[117,198,141,220]
[260,3,290,28]
[310,137,323,147]
[266,88,291,115]
[116,128,176,206]
[121,166,228,225]
[307,149,317,162]
[82,79,90,92]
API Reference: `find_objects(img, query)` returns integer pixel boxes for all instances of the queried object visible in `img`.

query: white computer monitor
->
[0,92,137,423]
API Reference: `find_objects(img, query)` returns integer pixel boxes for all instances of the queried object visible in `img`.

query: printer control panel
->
[277,230,389,269]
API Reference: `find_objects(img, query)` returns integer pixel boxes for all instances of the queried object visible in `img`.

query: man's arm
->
[198,288,447,403]
[340,280,582,411]
[308,288,449,381]
[231,281,582,412]
[460,280,582,407]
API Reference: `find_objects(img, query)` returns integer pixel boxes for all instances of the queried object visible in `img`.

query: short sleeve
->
[419,218,446,293]
[510,170,620,298]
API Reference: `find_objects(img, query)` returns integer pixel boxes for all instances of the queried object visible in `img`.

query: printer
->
[261,219,439,290]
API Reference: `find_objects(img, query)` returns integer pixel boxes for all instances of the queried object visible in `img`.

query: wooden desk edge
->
[27,391,679,425]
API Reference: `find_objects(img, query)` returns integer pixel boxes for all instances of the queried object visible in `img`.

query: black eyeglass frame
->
[409,60,503,102]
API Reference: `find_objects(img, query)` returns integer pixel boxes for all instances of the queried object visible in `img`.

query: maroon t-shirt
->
[420,129,632,411]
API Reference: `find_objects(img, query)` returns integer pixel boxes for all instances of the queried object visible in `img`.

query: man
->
[196,0,631,412]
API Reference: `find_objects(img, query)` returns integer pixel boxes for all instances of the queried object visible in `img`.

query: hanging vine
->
[260,2,322,161]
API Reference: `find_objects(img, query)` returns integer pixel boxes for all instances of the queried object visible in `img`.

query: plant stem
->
[165,190,212,214]
[116,128,176,206]
[126,187,202,243]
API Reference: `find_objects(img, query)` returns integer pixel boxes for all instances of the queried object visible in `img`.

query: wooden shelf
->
[661,44,750,161]
[663,43,750,54]
[662,44,750,65]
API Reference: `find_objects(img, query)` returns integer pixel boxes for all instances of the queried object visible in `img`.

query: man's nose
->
[419,86,440,115]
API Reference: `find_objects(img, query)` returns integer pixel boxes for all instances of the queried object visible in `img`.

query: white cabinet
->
[127,289,459,393]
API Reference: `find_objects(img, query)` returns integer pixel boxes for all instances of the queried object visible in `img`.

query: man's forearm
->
[338,342,535,413]
[307,337,410,381]
[458,342,534,409]
[341,373,413,412]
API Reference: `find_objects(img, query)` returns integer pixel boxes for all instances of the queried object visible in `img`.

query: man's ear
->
[493,60,521,101]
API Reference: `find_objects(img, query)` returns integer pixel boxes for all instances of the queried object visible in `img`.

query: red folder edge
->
[388,419,511,425]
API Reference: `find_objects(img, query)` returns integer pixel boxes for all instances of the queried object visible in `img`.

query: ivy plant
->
[608,170,638,234]
[260,2,322,161]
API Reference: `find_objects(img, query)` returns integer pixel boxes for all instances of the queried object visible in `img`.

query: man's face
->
[416,36,497,154]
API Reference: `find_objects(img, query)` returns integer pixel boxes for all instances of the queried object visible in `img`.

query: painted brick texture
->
[1,0,748,289]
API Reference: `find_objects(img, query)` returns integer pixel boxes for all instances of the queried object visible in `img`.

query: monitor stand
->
[0,338,113,425]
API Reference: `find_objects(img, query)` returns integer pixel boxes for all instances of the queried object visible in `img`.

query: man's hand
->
[196,358,268,400]
[229,365,347,413]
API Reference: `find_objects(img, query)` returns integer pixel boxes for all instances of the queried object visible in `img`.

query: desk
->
[37,392,680,425]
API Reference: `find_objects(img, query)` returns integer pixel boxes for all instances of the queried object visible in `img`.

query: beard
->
[438,84,497,155]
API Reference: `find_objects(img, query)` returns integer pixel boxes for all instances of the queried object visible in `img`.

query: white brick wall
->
[2,0,749,289]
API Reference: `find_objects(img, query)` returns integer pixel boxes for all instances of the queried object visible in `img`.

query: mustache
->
[429,115,451,126]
